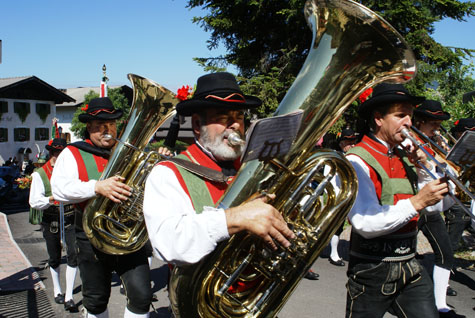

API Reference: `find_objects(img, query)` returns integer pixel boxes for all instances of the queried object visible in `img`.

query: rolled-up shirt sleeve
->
[51,148,97,203]
[29,171,51,210]
[347,154,419,239]
[143,164,229,265]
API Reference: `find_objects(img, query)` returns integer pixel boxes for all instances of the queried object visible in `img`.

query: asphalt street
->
[3,208,475,318]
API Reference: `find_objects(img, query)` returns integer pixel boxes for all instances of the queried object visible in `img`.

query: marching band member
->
[445,117,475,251]
[143,72,294,266]
[345,83,449,318]
[29,138,78,312]
[327,128,359,267]
[412,100,465,318]
[51,97,153,318]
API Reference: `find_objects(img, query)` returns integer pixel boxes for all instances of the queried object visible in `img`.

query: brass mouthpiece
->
[227,131,245,147]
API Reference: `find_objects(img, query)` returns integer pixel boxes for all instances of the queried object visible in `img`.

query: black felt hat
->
[78,97,123,123]
[338,128,358,143]
[45,138,67,152]
[414,100,450,120]
[176,72,262,116]
[452,118,475,133]
[358,83,425,118]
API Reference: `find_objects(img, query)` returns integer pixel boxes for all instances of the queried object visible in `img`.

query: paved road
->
[2,208,475,317]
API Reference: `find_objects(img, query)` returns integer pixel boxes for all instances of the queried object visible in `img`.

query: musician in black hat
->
[344,83,452,318]
[143,72,294,265]
[412,100,466,317]
[29,138,78,312]
[51,97,153,318]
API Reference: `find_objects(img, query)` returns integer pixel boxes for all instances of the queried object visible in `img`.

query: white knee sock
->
[124,307,149,318]
[433,265,450,311]
[86,308,109,318]
[49,266,62,296]
[329,235,341,261]
[65,265,77,302]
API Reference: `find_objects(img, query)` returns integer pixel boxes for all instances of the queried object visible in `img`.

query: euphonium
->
[83,74,178,255]
[169,0,418,317]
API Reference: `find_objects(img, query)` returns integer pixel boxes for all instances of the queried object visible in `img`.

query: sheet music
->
[241,110,304,163]
[446,131,475,167]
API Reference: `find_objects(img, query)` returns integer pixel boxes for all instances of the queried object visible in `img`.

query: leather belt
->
[350,230,417,262]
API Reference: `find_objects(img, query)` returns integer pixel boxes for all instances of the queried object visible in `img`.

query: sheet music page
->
[241,110,304,163]
[446,131,475,166]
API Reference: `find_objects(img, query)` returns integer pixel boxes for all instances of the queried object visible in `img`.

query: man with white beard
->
[143,72,294,265]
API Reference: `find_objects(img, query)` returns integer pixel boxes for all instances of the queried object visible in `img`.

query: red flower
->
[176,85,193,101]
[359,87,373,103]
[81,104,89,111]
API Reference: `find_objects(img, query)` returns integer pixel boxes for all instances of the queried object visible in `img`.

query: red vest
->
[68,139,108,210]
[350,135,419,232]
[159,144,238,207]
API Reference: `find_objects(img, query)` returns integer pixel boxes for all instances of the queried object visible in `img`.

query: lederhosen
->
[344,135,438,318]
[68,140,151,315]
[36,160,77,268]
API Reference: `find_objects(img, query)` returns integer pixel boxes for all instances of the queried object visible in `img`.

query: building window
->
[35,128,49,141]
[0,101,7,113]
[14,127,30,142]
[14,102,30,122]
[0,128,7,142]
[36,103,50,122]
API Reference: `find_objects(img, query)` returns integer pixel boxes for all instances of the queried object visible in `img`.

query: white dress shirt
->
[143,163,230,265]
[50,147,97,204]
[29,170,51,210]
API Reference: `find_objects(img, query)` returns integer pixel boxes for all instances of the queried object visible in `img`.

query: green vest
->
[347,146,417,205]
[173,153,215,214]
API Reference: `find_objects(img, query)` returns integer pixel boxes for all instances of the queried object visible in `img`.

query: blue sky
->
[1,0,474,93]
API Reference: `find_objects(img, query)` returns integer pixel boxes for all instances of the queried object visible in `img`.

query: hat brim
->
[413,109,451,121]
[176,96,262,116]
[45,145,65,151]
[78,110,123,123]
[358,95,425,118]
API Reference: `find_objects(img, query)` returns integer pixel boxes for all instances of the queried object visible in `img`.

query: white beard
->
[200,126,244,161]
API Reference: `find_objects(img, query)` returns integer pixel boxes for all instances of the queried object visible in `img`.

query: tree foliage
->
[70,88,130,139]
[186,0,475,129]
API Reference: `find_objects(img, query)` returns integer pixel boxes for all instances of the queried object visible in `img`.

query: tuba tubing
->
[169,0,419,317]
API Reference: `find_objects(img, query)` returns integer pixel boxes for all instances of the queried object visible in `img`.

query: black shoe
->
[54,293,65,304]
[120,284,126,295]
[439,309,466,318]
[447,286,457,296]
[64,299,77,312]
[304,270,319,280]
[329,258,345,267]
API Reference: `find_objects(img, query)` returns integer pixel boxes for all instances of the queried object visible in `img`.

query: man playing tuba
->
[143,72,295,265]
[51,97,153,318]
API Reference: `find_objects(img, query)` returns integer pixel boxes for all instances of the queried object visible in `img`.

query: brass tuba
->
[169,0,418,317]
[83,74,178,255]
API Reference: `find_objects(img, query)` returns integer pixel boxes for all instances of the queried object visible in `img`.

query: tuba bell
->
[83,74,178,255]
[169,0,418,317]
